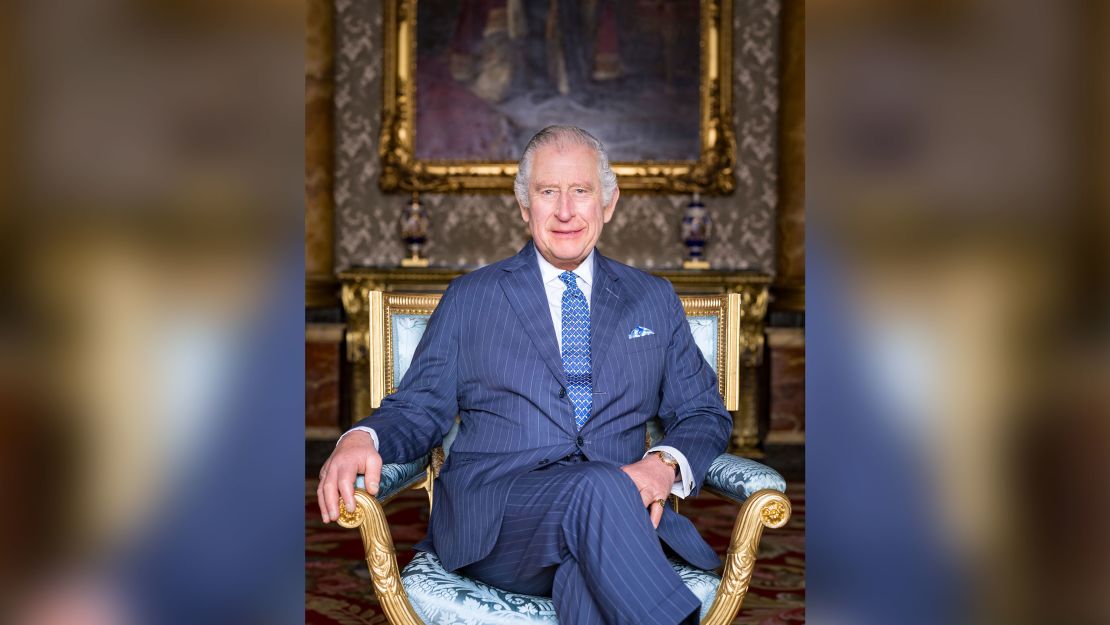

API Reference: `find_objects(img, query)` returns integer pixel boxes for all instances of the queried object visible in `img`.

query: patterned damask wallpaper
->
[334,0,781,273]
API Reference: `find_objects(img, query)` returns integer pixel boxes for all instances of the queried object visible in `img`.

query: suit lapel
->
[499,244,570,394]
[589,253,630,390]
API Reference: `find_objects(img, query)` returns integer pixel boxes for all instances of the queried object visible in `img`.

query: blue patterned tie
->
[559,271,592,429]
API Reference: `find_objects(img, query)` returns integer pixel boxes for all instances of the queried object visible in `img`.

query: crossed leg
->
[459,460,701,625]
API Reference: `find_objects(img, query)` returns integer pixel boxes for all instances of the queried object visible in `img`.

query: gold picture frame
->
[379,0,736,195]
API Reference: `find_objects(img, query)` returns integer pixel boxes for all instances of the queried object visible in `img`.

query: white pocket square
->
[628,326,655,339]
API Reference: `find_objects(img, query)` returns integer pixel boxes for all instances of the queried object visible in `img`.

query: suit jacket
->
[358,242,732,572]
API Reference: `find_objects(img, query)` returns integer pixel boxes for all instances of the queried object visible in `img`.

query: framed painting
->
[379,0,736,194]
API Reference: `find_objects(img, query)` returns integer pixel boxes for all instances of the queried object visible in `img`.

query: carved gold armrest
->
[338,490,426,625]
[699,489,792,625]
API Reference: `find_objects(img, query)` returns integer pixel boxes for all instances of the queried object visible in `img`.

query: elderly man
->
[318,126,731,625]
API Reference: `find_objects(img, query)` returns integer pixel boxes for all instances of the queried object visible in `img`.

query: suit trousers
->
[458,456,702,625]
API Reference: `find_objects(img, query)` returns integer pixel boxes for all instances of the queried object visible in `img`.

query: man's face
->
[519,142,619,271]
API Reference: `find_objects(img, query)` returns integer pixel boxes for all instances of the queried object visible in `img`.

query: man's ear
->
[518,200,531,223]
[602,187,619,223]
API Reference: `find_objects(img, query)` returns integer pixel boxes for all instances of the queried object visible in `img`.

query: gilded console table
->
[340,267,770,453]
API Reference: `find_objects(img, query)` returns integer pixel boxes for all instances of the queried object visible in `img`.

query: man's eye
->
[575,188,587,194]
[541,189,555,196]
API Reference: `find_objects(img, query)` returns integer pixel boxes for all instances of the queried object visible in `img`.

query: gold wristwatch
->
[651,451,680,478]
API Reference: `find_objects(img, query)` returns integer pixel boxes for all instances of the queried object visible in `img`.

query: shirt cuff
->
[645,445,694,498]
[338,426,379,450]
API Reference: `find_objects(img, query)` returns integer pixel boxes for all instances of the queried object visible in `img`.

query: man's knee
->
[556,463,645,554]
[565,462,640,508]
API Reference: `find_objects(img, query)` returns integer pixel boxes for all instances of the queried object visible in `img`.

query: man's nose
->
[555,192,574,221]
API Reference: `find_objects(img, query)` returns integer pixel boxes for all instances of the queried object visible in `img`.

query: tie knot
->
[559,271,578,290]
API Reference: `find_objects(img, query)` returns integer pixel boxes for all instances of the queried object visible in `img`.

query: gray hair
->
[513,125,618,209]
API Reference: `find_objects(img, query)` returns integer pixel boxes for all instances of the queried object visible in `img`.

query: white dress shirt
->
[342,248,696,497]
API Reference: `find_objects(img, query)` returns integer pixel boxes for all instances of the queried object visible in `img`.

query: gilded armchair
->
[336,291,791,624]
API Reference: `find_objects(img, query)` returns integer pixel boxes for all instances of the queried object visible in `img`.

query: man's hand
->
[621,456,676,528]
[317,431,382,523]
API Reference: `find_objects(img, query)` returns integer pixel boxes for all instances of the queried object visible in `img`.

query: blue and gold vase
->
[681,193,711,269]
[399,192,430,267]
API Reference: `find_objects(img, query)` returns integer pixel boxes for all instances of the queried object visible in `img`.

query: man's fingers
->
[650,501,664,528]
[324,462,352,521]
[316,481,329,523]
[322,475,341,523]
[316,459,332,522]
[337,465,358,515]
[364,452,383,496]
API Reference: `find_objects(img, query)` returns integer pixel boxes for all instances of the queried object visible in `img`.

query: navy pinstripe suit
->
[357,242,732,623]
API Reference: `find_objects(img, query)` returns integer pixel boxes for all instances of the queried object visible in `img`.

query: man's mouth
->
[551,228,584,237]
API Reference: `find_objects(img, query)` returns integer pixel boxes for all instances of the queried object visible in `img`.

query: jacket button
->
[559,387,566,398]
[576,436,584,446]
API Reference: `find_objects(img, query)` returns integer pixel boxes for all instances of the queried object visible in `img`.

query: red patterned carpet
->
[306,480,805,624]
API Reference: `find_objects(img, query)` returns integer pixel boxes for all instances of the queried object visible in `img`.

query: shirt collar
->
[536,247,595,289]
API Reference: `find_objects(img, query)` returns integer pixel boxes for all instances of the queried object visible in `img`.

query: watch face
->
[656,452,678,471]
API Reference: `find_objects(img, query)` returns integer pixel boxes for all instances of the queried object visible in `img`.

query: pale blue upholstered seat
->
[400,551,720,625]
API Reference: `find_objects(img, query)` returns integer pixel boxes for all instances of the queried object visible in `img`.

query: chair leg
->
[338,490,427,625]
[699,489,792,625]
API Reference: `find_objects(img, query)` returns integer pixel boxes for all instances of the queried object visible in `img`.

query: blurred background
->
[1,1,303,624]
[807,1,1108,625]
